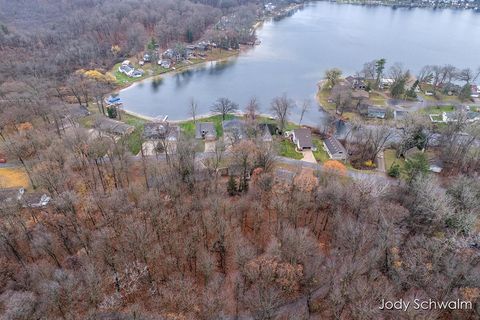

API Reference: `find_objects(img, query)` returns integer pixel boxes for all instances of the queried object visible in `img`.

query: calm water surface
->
[120,2,480,126]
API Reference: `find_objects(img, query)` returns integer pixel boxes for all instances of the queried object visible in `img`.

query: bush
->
[388,163,401,178]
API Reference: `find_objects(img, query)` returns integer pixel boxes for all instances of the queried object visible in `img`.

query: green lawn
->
[119,112,148,155]
[278,139,303,160]
[312,138,330,163]
[420,105,455,115]
[384,149,406,178]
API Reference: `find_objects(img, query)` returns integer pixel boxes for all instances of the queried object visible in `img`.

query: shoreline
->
[112,48,242,91]
[330,0,479,11]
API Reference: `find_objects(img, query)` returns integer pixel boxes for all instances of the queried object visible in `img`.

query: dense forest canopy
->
[0,0,260,81]
[0,1,480,319]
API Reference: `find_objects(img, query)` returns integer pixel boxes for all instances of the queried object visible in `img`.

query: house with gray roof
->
[143,122,179,141]
[95,117,135,136]
[222,119,246,144]
[367,106,387,119]
[292,128,314,151]
[195,122,217,140]
[442,111,480,123]
[323,136,347,161]
[142,122,180,155]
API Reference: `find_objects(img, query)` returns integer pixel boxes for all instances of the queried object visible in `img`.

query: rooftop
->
[95,117,135,136]
[293,128,313,149]
[144,122,179,140]
[323,136,346,156]
[195,122,216,140]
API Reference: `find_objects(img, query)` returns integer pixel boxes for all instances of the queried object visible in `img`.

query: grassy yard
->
[120,112,148,155]
[420,105,455,115]
[369,91,387,106]
[384,149,406,178]
[317,86,336,111]
[278,139,303,160]
[312,138,330,163]
[0,167,30,188]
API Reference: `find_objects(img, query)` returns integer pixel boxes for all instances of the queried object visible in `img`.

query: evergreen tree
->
[227,175,238,196]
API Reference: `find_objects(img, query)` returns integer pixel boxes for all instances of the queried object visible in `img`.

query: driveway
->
[301,150,317,164]
[204,141,216,153]
[376,150,386,173]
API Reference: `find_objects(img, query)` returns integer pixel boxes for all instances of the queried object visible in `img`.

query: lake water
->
[119,2,480,126]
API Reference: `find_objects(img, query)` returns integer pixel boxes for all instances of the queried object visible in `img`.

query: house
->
[0,188,51,208]
[55,104,90,120]
[158,59,172,69]
[394,110,409,121]
[142,122,180,155]
[222,119,246,144]
[195,122,217,140]
[380,78,394,89]
[442,111,480,123]
[258,123,273,142]
[119,64,134,76]
[323,136,347,161]
[118,61,144,78]
[162,48,182,61]
[131,69,144,78]
[471,85,479,98]
[292,128,314,151]
[143,122,179,141]
[345,76,367,90]
[95,117,135,136]
[258,123,279,136]
[52,104,90,129]
[367,106,387,119]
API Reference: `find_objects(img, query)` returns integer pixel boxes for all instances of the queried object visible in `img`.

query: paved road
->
[276,156,391,183]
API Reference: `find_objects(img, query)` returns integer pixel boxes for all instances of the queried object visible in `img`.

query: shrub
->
[388,163,401,178]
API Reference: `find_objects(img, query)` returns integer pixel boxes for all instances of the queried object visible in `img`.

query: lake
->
[119,2,480,126]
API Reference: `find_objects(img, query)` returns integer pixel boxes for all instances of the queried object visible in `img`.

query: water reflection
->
[151,78,164,92]
[119,2,480,125]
